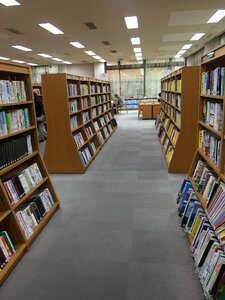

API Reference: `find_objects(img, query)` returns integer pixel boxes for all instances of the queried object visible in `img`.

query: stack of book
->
[3,163,43,205]
[81,97,89,109]
[202,100,223,130]
[67,83,78,97]
[0,108,30,136]
[103,127,109,139]
[0,134,32,169]
[97,131,104,145]
[69,99,78,113]
[82,111,89,124]
[74,132,85,148]
[81,84,88,95]
[0,231,16,270]
[91,97,96,106]
[91,84,96,94]
[79,147,92,166]
[16,188,54,240]
[92,108,97,118]
[0,80,26,103]
[70,116,78,130]
[94,121,100,131]
[85,126,94,139]
[201,67,225,96]
[90,142,97,153]
[199,130,221,166]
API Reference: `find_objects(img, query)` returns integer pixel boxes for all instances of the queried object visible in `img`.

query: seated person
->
[114,93,124,108]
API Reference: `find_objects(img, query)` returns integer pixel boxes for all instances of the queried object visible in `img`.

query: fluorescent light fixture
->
[174,54,181,58]
[207,10,225,23]
[85,51,96,56]
[27,63,38,66]
[38,53,52,58]
[99,59,106,62]
[63,61,72,64]
[70,41,85,48]
[93,55,101,59]
[133,47,141,53]
[135,53,142,57]
[177,50,186,55]
[51,57,63,61]
[182,44,192,50]
[0,56,10,60]
[131,37,140,45]
[12,60,25,63]
[39,23,64,35]
[124,16,138,29]
[190,33,205,41]
[12,45,32,52]
[0,0,20,6]
[136,57,142,61]
[107,63,112,66]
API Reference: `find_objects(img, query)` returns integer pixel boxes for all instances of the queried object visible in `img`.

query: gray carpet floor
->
[0,112,204,300]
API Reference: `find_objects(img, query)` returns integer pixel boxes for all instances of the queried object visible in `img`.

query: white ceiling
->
[0,0,225,65]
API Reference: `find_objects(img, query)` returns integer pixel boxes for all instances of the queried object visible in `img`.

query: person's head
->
[33,90,39,100]
[114,94,118,98]
[158,92,161,98]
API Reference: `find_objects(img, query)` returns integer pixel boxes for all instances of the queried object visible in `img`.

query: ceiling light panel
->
[38,53,52,58]
[174,55,181,58]
[27,63,38,66]
[63,61,72,64]
[99,59,106,62]
[93,56,101,59]
[12,45,32,51]
[177,50,186,55]
[182,44,192,50]
[39,23,64,35]
[70,42,85,48]
[131,37,140,45]
[85,51,95,56]
[51,57,63,61]
[190,33,205,41]
[135,53,142,57]
[124,16,138,29]
[133,47,141,53]
[12,60,25,63]
[0,0,20,6]
[0,56,10,60]
[207,10,225,23]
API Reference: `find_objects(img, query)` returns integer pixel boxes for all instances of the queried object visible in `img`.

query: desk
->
[138,102,160,119]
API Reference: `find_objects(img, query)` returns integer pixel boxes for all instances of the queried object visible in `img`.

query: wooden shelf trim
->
[0,101,33,108]
[70,110,82,115]
[197,149,220,175]
[200,94,224,100]
[71,124,83,133]
[199,121,223,137]
[0,210,11,222]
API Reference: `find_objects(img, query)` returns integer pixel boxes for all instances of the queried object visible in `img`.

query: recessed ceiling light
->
[51,57,63,61]
[93,55,101,59]
[190,33,205,41]
[207,10,225,23]
[38,53,52,58]
[70,42,85,48]
[12,45,32,51]
[99,59,106,62]
[63,61,72,64]
[174,55,181,58]
[27,63,38,66]
[12,60,25,63]
[0,0,20,6]
[182,44,192,50]
[0,56,10,60]
[177,50,186,55]
[39,23,64,35]
[136,57,142,61]
[85,51,96,56]
[124,16,138,29]
[135,53,142,57]
[131,37,140,45]
[133,47,141,53]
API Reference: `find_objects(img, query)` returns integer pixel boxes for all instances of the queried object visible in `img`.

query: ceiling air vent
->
[85,22,97,30]
[103,41,111,45]
[4,28,24,35]
[64,52,71,56]
[110,50,117,53]
[81,60,88,63]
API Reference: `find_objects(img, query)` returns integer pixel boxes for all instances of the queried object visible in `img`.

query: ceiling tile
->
[168,9,216,26]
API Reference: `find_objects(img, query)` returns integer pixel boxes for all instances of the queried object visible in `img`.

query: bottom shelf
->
[0,243,26,285]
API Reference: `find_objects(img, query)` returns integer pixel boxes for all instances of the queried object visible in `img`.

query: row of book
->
[74,132,85,148]
[0,80,27,103]
[16,188,54,240]
[82,111,90,124]
[0,134,32,170]
[171,94,181,110]
[167,124,179,146]
[85,126,94,139]
[103,126,109,139]
[97,131,105,145]
[3,163,43,205]
[0,231,16,270]
[79,147,92,166]
[177,179,225,300]
[192,160,217,203]
[81,97,89,109]
[67,83,78,97]
[165,145,174,163]
[92,108,97,118]
[202,100,223,130]
[69,99,78,113]
[199,129,221,167]
[70,116,79,130]
[0,108,31,136]
[81,84,89,95]
[201,68,225,96]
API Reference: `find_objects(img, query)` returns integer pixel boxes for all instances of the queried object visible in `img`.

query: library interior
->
[1,1,225,299]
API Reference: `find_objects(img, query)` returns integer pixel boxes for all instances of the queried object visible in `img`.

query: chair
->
[138,102,143,119]
[118,101,128,114]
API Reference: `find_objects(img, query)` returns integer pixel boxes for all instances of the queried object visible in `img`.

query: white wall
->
[94,63,108,80]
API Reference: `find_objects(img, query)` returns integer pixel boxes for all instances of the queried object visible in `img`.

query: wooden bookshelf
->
[42,73,117,173]
[156,66,200,173]
[0,62,60,285]
[188,43,225,202]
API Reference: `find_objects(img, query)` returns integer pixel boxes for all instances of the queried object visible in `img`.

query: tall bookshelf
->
[0,62,60,285]
[156,66,200,173]
[42,73,117,173]
[177,45,225,300]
